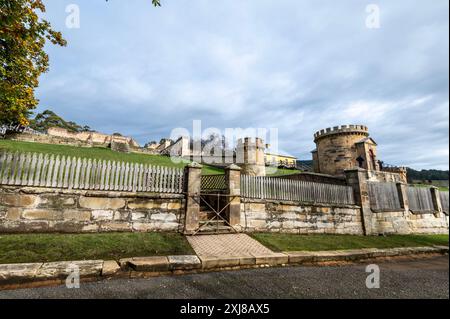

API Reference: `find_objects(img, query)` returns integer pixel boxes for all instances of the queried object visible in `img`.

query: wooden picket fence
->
[440,191,449,214]
[241,175,355,205]
[407,186,434,212]
[0,151,184,193]
[368,182,402,211]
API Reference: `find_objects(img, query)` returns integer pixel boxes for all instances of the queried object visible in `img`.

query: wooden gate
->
[193,175,238,235]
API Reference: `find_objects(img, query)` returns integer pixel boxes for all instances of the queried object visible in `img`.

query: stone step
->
[199,220,228,227]
[196,225,234,235]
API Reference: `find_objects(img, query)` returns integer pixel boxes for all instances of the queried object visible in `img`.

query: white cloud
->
[35,0,449,170]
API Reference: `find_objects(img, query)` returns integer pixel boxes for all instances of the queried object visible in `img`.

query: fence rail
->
[407,186,434,212]
[0,152,184,193]
[241,175,355,205]
[201,174,227,191]
[368,182,402,211]
[440,191,449,214]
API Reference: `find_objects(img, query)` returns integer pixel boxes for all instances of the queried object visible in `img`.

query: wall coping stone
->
[371,209,407,214]
[241,197,360,209]
[226,164,242,171]
[0,186,184,199]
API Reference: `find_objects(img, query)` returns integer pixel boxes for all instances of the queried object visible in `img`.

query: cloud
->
[35,0,449,170]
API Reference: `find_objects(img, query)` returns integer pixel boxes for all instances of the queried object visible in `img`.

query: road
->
[0,256,448,299]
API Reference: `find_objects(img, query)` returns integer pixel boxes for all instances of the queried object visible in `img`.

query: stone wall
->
[240,198,364,235]
[367,170,406,184]
[8,129,140,150]
[47,127,140,148]
[0,186,185,233]
[371,211,449,235]
[344,168,449,236]
[7,133,94,148]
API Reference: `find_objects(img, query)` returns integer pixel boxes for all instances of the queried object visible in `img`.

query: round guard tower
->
[236,137,266,176]
[312,125,380,176]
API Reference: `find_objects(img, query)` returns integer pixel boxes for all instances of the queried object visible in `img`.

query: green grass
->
[411,183,449,192]
[0,139,301,177]
[252,234,449,252]
[0,232,195,264]
[0,140,222,175]
[266,167,302,176]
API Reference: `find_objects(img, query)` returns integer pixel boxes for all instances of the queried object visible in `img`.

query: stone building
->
[47,127,140,149]
[312,125,407,183]
[264,145,298,168]
[236,137,266,176]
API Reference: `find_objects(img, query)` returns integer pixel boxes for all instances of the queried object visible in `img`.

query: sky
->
[36,0,449,170]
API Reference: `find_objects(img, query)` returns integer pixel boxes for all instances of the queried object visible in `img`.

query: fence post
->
[183,162,202,235]
[344,168,373,236]
[396,182,409,211]
[226,164,241,227]
[430,187,442,213]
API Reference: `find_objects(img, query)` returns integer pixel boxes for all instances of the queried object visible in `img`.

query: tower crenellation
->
[314,125,369,142]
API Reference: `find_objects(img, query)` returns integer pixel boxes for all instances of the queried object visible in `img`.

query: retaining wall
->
[0,186,185,233]
[371,210,449,235]
[240,198,364,235]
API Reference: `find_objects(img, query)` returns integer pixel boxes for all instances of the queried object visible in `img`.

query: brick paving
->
[186,234,277,257]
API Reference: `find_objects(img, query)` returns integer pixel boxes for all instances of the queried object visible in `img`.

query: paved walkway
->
[186,234,277,257]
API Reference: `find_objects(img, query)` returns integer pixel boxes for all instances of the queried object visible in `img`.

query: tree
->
[29,109,92,133]
[106,0,161,6]
[0,0,67,126]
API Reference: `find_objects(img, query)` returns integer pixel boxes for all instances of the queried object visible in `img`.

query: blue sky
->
[36,0,449,170]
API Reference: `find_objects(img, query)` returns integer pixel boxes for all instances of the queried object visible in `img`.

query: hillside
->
[0,140,222,175]
[406,168,449,182]
[0,140,300,177]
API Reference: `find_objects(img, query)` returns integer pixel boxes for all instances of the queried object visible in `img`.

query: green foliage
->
[407,168,449,182]
[0,0,66,125]
[0,232,194,264]
[252,234,449,252]
[28,110,92,133]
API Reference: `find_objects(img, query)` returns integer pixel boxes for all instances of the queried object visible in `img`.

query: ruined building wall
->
[236,138,266,176]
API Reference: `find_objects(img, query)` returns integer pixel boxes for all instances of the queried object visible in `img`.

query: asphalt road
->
[0,256,448,299]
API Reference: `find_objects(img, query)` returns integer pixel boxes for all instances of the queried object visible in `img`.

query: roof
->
[264,148,298,159]
[356,137,377,146]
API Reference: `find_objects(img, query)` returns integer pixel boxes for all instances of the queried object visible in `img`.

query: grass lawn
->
[411,183,449,192]
[266,167,302,176]
[0,139,222,175]
[252,233,449,252]
[0,232,194,264]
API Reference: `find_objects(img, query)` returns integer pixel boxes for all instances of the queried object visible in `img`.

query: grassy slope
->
[0,233,194,264]
[0,140,222,175]
[0,140,301,176]
[411,183,449,192]
[252,234,449,252]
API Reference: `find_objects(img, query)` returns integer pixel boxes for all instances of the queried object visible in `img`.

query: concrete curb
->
[286,246,449,264]
[0,246,448,290]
